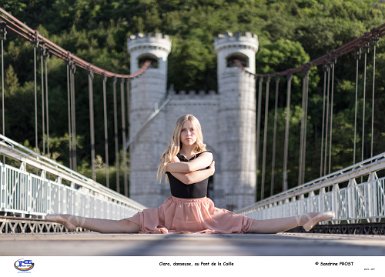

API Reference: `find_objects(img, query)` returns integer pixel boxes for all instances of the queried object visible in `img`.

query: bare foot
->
[45,214,77,231]
[299,211,335,231]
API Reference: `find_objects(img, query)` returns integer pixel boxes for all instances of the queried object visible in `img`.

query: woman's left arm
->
[166,152,213,173]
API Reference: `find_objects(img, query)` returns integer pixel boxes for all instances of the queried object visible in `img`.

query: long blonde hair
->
[157,114,207,182]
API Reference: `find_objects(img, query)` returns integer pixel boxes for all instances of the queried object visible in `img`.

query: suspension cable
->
[70,63,77,170]
[299,71,309,185]
[40,47,45,154]
[299,74,305,185]
[88,70,96,181]
[302,71,309,184]
[0,21,6,137]
[270,78,279,196]
[126,79,130,149]
[323,66,330,176]
[0,8,150,80]
[283,75,292,191]
[328,61,335,174]
[66,61,72,169]
[102,76,110,188]
[242,23,385,79]
[320,68,327,176]
[33,36,38,151]
[126,80,131,193]
[362,46,368,162]
[113,78,120,193]
[353,50,360,165]
[370,39,378,157]
[261,77,270,199]
[255,77,263,200]
[120,79,128,196]
[44,48,50,155]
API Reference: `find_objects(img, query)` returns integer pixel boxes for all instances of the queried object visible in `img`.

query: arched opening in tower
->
[138,54,159,69]
[226,53,249,68]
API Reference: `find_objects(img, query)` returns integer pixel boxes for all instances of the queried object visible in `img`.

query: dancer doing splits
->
[46,114,334,234]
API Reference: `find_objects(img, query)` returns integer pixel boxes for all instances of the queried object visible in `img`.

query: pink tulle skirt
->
[126,196,253,234]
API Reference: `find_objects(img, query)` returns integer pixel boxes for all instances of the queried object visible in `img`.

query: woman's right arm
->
[171,161,215,185]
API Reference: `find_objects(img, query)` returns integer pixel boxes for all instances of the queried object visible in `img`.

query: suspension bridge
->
[0,7,385,256]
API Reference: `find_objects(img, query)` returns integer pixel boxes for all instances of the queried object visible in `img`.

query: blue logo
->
[14,259,34,272]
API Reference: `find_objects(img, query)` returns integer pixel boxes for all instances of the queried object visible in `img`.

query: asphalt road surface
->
[1,232,384,256]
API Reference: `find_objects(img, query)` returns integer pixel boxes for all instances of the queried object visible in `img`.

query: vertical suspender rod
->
[270,78,280,196]
[283,75,292,192]
[113,78,120,193]
[103,76,110,188]
[255,77,263,200]
[88,71,96,181]
[261,77,270,199]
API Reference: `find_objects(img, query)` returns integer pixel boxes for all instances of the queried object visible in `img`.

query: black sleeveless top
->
[166,152,212,198]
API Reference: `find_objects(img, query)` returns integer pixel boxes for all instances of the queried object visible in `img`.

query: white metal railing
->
[0,135,145,219]
[238,152,385,224]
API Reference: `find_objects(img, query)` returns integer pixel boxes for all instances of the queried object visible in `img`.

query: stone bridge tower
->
[127,33,171,207]
[214,32,259,210]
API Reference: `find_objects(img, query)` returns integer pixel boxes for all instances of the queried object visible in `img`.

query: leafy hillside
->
[2,0,385,195]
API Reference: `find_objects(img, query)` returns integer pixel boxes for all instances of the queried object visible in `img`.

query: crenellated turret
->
[127,33,171,207]
[214,32,259,210]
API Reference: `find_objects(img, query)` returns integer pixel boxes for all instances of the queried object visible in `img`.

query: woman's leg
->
[247,211,335,234]
[45,214,140,233]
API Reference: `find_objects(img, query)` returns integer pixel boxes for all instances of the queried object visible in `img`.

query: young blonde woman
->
[46,114,334,233]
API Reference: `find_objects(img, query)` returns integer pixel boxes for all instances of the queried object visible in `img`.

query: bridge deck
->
[1,232,384,256]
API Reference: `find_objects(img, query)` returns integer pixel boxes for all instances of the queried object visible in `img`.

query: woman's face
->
[180,120,197,147]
